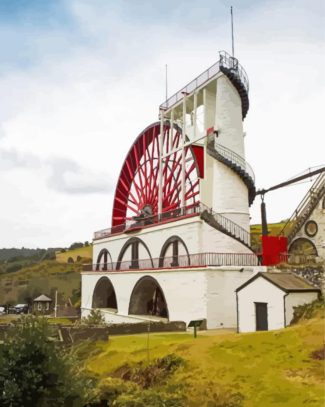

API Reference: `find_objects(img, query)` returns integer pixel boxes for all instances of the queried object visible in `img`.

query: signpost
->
[188,319,204,338]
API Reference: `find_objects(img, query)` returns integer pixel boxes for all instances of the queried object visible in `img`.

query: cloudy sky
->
[0,0,324,248]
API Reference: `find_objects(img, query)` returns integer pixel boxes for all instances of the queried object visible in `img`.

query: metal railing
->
[160,50,249,111]
[219,50,249,93]
[279,173,325,241]
[279,253,318,265]
[200,203,251,247]
[94,202,251,245]
[94,203,201,240]
[83,251,258,272]
[212,140,255,182]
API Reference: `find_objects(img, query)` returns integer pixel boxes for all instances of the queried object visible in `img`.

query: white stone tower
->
[81,51,264,330]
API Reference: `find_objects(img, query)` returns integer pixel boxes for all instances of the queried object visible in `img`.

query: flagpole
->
[231,6,235,57]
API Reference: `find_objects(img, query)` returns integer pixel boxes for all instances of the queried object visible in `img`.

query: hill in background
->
[0,243,93,308]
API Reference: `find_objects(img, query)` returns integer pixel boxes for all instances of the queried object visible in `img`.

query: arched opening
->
[289,238,318,256]
[92,277,118,310]
[116,237,153,270]
[96,249,113,271]
[129,276,169,318]
[159,236,190,267]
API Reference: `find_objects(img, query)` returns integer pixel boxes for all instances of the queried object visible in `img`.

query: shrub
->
[79,309,105,326]
[291,297,324,324]
[0,315,95,406]
[5,263,22,273]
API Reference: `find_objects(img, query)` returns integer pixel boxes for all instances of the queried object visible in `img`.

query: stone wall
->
[106,320,186,335]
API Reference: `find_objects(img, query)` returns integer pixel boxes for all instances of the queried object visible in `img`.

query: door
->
[255,302,268,331]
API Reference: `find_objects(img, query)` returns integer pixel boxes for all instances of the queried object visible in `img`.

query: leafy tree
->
[0,315,95,406]
[80,309,105,326]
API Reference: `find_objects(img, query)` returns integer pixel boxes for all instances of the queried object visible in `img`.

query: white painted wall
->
[215,76,244,157]
[206,268,262,329]
[285,291,319,326]
[93,216,255,268]
[81,266,266,328]
[237,277,285,332]
[199,74,250,231]
[82,269,208,325]
[291,197,325,260]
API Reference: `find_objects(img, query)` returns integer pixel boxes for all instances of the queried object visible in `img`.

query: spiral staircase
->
[219,51,249,119]
[207,136,256,207]
[202,136,256,250]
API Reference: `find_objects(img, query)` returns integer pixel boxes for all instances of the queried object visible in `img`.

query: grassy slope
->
[85,315,324,407]
[250,222,287,251]
[0,260,82,304]
[250,222,287,236]
[55,246,92,263]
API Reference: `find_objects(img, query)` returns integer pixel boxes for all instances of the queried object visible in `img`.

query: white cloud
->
[0,0,323,247]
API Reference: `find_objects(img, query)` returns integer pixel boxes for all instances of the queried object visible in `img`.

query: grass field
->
[83,314,324,407]
[55,245,92,263]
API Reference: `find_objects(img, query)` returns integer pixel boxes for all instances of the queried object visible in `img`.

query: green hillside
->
[55,245,92,263]
[0,244,93,306]
[82,313,324,407]
[250,221,287,252]
[0,260,82,306]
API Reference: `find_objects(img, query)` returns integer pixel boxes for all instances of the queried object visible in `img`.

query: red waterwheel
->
[112,122,200,227]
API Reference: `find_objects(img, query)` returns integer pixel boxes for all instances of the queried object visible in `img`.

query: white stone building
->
[280,173,325,262]
[236,272,320,332]
[81,51,267,329]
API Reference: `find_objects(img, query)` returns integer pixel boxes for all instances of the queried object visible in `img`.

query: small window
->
[305,220,318,237]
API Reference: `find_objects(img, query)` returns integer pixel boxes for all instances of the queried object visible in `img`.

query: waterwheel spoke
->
[112,123,200,227]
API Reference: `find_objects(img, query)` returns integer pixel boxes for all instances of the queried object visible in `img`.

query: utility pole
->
[54,289,58,318]
[147,321,151,363]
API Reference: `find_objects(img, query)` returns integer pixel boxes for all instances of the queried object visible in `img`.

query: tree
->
[0,315,95,406]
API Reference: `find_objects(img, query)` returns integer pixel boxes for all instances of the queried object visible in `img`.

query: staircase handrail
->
[200,203,251,247]
[160,50,249,111]
[279,173,325,238]
[212,140,255,183]
[219,50,249,93]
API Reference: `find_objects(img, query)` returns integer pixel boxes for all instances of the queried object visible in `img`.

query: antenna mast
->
[165,64,168,100]
[231,6,235,57]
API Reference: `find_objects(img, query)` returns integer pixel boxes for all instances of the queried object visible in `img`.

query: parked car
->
[0,306,6,315]
[14,304,29,314]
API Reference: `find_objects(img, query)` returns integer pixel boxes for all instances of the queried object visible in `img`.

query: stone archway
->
[92,277,118,310]
[159,235,190,267]
[129,276,169,318]
[95,249,113,271]
[289,238,318,256]
[116,237,153,270]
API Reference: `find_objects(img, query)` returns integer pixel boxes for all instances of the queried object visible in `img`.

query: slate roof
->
[33,294,52,302]
[236,272,320,293]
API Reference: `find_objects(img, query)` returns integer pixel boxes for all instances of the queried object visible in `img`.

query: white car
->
[0,306,5,314]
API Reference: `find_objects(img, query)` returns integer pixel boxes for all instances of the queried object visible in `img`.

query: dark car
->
[14,304,29,314]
